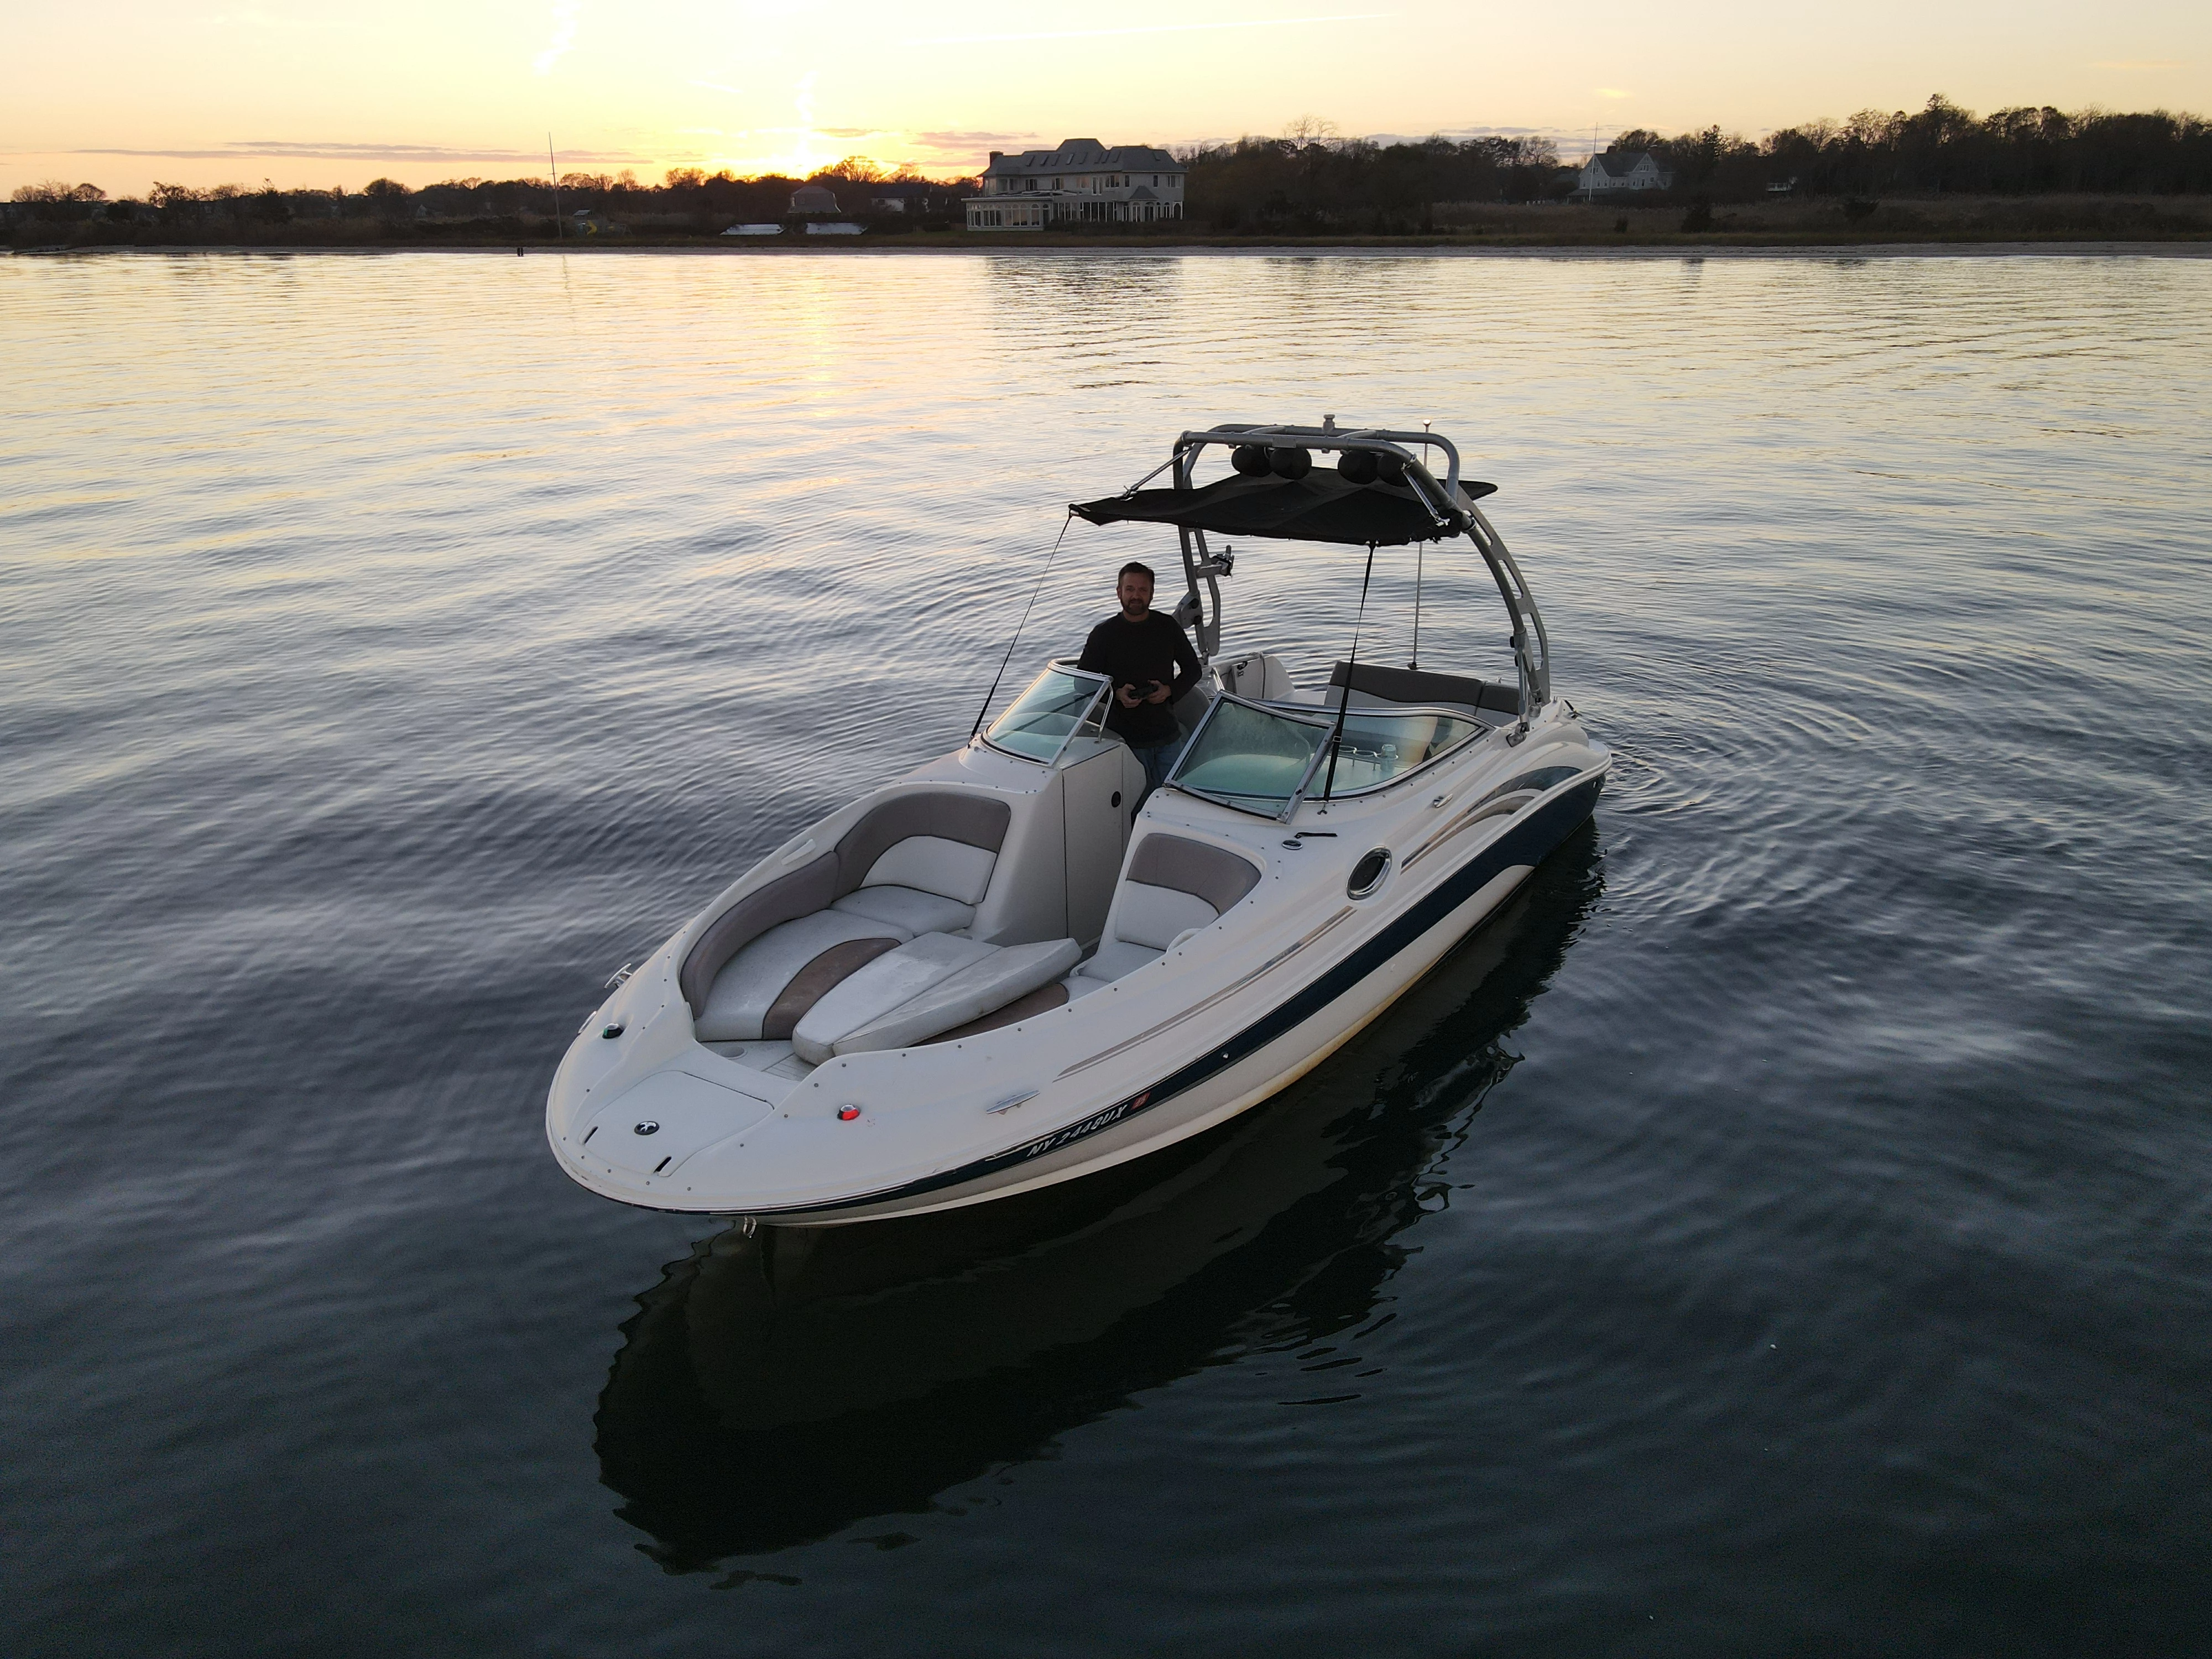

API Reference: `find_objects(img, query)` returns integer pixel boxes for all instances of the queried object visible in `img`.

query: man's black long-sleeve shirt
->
[1077,610,1202,748]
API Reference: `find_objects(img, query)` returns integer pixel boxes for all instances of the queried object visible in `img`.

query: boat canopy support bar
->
[1173,440,1226,661]
[1168,419,1465,499]
[1469,505,1551,716]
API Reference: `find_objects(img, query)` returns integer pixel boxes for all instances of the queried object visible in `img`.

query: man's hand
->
[1143,683,1171,705]
[1116,684,1143,708]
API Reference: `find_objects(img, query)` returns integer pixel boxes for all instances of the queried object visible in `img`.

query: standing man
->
[1078,561,1202,803]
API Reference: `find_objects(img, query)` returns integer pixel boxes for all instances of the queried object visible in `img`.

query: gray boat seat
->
[792,932,1082,1065]
[828,831,999,936]
[695,910,912,1042]
[1067,832,1263,993]
[676,789,1016,1034]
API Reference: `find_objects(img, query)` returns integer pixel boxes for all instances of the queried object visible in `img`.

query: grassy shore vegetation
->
[10,97,2210,252]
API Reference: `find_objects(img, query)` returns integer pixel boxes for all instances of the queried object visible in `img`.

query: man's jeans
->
[1131,740,1176,805]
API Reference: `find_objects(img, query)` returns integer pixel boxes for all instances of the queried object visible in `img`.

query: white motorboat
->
[547,419,1609,1224]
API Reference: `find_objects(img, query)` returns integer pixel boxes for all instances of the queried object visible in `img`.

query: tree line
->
[1177,97,2209,231]
[8,96,2208,246]
[4,157,970,239]
[1180,127,1562,234]
[1620,96,2212,200]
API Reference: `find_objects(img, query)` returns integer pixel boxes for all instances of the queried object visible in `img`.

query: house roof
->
[1587,150,1665,178]
[982,140,1183,179]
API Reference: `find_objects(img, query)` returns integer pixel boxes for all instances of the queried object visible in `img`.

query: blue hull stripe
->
[773,773,1603,1216]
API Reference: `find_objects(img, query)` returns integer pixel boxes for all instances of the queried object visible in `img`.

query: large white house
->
[966,139,1185,229]
[1577,150,1674,195]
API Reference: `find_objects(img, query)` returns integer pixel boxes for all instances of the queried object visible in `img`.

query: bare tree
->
[10,179,82,204]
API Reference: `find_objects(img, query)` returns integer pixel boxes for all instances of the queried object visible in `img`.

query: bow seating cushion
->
[830,832,998,936]
[790,932,984,1065]
[924,980,1072,1042]
[860,835,998,903]
[822,937,1083,1060]
[695,910,913,1042]
[678,791,1013,1020]
[832,886,977,937]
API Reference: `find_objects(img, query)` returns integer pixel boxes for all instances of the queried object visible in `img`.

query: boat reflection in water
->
[594,823,1602,1570]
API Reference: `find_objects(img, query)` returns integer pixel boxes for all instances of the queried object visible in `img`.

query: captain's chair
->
[1067,832,1261,995]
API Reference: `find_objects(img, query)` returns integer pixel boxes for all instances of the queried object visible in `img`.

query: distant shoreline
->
[16,237,2212,259]
[18,187,2208,258]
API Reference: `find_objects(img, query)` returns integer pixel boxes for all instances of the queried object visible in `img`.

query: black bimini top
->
[1072,472,1495,547]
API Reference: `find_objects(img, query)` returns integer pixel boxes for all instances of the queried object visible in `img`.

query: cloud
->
[534,0,580,75]
[198,9,366,28]
[2091,59,2184,69]
[916,130,1039,148]
[905,13,1389,46]
[75,140,648,164]
[1595,87,1631,98]
[675,122,1002,150]
[1364,126,1568,143]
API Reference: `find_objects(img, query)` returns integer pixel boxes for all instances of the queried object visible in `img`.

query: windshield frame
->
[1167,692,1337,822]
[979,661,1113,768]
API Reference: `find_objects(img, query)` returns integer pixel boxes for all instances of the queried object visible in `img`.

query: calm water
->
[4,249,2209,1656]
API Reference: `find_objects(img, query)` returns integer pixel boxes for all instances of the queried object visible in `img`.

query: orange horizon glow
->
[5,0,2206,199]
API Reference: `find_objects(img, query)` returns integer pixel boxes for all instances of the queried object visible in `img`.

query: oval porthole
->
[1348,848,1391,899]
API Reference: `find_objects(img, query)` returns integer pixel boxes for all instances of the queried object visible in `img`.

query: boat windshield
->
[1170,697,1333,817]
[983,665,1111,764]
[1173,698,1488,817]
[1320,709,1485,793]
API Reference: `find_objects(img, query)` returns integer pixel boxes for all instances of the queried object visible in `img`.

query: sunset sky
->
[6,0,2206,196]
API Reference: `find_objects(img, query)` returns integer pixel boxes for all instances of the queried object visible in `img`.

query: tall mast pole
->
[548,134,562,237]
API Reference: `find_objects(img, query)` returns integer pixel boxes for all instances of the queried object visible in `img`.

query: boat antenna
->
[968,510,1074,744]
[548,135,562,238]
[1411,425,1431,665]
[1319,540,1379,808]
[1409,538,1424,669]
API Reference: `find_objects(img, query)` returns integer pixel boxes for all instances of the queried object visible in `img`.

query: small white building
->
[790,183,840,215]
[966,139,1185,229]
[1577,150,1674,195]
